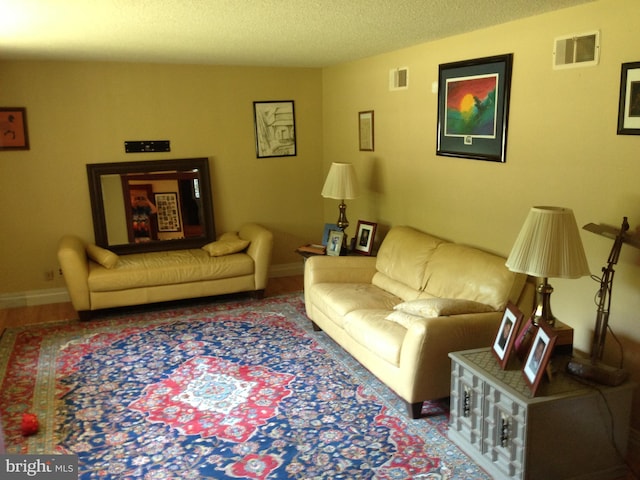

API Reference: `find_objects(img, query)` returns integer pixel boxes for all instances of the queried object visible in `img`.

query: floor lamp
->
[321,162,359,252]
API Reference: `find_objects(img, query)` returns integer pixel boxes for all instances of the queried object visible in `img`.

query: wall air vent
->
[553,30,600,69]
[389,67,409,91]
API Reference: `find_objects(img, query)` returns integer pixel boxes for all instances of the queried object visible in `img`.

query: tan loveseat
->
[304,225,534,418]
[58,223,273,320]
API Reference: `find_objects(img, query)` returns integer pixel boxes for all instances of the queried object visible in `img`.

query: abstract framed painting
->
[436,54,513,163]
[253,100,297,158]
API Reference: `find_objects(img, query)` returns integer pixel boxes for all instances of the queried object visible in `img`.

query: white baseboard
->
[0,288,70,309]
[0,263,304,309]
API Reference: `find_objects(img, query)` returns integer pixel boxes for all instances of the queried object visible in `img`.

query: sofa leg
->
[250,289,265,299]
[311,321,322,332]
[407,401,423,419]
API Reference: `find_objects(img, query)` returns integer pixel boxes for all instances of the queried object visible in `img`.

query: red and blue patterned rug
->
[0,293,489,479]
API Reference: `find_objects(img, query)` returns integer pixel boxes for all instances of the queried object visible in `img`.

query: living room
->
[1,0,639,471]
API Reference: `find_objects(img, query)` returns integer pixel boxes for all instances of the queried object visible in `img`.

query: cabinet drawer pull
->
[500,414,510,447]
[463,387,471,417]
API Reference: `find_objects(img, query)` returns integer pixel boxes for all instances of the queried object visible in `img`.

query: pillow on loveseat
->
[86,244,119,269]
[393,298,495,318]
[202,235,250,257]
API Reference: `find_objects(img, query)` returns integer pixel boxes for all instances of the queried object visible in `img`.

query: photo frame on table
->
[253,100,296,158]
[492,302,523,369]
[0,107,29,150]
[358,110,374,151]
[322,223,339,246]
[436,53,513,163]
[354,220,377,255]
[522,321,557,396]
[617,61,640,135]
[326,230,344,256]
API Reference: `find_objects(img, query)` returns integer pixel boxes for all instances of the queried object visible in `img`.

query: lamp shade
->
[321,162,359,200]
[505,206,590,279]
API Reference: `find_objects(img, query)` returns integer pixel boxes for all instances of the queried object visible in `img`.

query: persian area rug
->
[0,293,488,479]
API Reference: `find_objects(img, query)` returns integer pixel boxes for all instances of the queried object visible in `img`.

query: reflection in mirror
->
[87,158,216,254]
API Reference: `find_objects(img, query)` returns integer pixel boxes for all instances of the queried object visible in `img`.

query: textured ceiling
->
[0,0,595,67]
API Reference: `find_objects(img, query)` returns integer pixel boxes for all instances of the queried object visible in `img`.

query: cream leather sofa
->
[304,225,534,418]
[58,223,273,320]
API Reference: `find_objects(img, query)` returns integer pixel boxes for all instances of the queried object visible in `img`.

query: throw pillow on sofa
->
[202,235,250,257]
[86,244,119,269]
[393,297,495,318]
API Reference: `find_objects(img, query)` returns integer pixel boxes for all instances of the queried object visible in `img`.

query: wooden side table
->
[448,348,633,480]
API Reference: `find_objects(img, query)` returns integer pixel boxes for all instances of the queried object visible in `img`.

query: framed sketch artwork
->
[436,54,513,162]
[253,101,297,158]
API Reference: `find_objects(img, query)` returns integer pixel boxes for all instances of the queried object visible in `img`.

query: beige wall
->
[0,62,324,293]
[323,0,640,425]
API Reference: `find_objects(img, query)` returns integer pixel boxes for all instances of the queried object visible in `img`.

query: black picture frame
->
[617,61,640,135]
[354,220,377,255]
[436,53,513,163]
[253,100,297,158]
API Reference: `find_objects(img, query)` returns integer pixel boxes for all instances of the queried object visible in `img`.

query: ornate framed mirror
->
[87,157,216,254]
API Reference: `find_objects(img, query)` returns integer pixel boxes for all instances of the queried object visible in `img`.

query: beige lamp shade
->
[506,206,590,279]
[321,162,359,200]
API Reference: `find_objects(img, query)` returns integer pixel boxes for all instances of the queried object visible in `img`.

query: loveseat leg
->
[407,401,423,419]
[311,321,322,332]
[77,310,92,321]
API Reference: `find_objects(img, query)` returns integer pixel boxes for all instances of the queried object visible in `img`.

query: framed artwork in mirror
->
[0,107,29,150]
[492,302,523,369]
[617,61,640,135]
[253,100,297,158]
[354,220,377,255]
[436,53,513,162]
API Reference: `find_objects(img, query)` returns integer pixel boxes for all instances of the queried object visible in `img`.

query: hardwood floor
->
[1,274,637,478]
[0,275,304,330]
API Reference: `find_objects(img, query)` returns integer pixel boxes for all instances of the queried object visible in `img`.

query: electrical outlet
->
[58,268,63,277]
[44,270,54,281]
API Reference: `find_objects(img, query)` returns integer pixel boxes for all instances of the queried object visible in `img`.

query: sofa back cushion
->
[372,226,447,300]
[420,243,526,310]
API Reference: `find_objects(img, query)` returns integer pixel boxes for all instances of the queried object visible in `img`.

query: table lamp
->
[506,206,591,328]
[321,162,359,249]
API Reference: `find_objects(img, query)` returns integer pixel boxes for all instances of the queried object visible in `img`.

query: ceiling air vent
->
[389,67,409,91]
[553,30,600,69]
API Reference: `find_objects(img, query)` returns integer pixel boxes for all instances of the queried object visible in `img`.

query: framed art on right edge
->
[617,61,640,135]
[436,53,513,162]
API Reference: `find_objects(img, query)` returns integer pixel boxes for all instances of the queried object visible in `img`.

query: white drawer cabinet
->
[448,348,633,480]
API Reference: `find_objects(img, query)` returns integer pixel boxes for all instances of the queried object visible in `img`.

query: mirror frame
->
[87,157,216,255]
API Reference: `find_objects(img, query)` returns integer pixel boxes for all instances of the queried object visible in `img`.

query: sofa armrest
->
[304,255,377,286]
[400,311,503,400]
[57,235,91,312]
[239,223,274,290]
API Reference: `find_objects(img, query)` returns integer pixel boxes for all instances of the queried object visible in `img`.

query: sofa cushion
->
[393,298,495,318]
[373,226,446,295]
[343,310,405,366]
[88,249,253,292]
[307,283,400,328]
[202,236,250,256]
[86,244,119,269]
[385,310,424,329]
[421,243,523,310]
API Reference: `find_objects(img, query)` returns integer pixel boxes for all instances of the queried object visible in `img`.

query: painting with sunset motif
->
[436,54,513,162]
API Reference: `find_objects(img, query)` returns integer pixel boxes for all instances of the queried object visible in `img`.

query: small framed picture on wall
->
[0,107,29,150]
